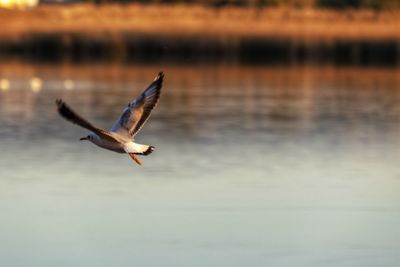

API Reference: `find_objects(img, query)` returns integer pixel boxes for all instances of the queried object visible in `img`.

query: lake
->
[0,62,400,267]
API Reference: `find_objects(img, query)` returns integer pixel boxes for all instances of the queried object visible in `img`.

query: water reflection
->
[0,62,400,267]
[1,63,400,142]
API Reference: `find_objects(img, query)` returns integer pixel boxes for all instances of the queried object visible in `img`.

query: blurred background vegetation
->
[1,0,400,65]
[93,0,400,10]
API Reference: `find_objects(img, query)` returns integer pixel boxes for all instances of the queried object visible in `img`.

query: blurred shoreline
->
[1,4,400,65]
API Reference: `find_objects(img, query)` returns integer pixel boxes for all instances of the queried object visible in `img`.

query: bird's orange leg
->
[129,153,142,166]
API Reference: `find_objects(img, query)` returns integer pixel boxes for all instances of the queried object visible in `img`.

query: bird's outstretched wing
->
[110,72,164,138]
[56,99,119,142]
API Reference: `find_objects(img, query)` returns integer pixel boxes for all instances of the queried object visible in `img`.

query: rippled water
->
[1,62,400,267]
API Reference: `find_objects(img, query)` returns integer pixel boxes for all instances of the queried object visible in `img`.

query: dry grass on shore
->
[1,4,400,41]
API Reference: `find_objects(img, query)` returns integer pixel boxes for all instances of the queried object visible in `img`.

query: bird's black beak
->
[80,137,87,141]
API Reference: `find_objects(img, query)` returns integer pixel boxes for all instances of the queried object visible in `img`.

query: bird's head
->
[80,134,96,142]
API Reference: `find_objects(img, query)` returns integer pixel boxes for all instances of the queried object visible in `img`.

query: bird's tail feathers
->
[123,143,155,167]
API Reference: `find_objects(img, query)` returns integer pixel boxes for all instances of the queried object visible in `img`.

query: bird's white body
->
[88,133,151,154]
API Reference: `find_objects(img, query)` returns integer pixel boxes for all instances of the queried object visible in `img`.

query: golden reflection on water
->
[30,77,42,93]
[1,62,400,137]
[0,78,10,91]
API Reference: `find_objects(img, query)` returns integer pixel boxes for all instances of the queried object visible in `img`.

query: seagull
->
[56,72,164,166]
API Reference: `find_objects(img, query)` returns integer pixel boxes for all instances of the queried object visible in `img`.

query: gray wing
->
[110,72,164,138]
[56,99,119,142]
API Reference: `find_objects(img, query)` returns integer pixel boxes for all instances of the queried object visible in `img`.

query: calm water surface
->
[1,62,400,267]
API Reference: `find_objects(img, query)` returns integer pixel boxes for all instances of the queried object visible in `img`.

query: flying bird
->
[56,72,164,165]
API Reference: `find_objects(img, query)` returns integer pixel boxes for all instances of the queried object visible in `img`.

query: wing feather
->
[56,99,119,142]
[110,72,163,138]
